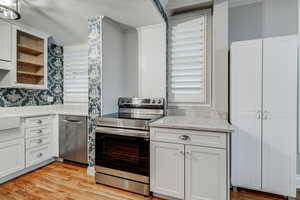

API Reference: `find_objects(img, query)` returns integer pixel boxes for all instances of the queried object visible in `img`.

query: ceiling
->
[16,0,164,45]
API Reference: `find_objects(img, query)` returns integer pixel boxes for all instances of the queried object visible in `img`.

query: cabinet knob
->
[179,151,184,155]
[37,153,43,158]
[37,139,43,144]
[179,135,190,141]
[37,130,42,134]
[37,120,42,124]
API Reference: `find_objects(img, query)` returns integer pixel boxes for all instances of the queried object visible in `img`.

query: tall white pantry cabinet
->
[230,35,298,197]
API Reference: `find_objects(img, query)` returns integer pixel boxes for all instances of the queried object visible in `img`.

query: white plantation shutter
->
[64,45,88,103]
[168,10,211,106]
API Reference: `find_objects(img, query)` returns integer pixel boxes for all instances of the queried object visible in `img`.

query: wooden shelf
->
[17,60,43,68]
[17,45,43,56]
[17,71,44,77]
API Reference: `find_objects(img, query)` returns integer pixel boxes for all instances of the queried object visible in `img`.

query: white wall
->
[102,18,139,114]
[124,30,139,97]
[137,23,167,98]
[102,18,125,114]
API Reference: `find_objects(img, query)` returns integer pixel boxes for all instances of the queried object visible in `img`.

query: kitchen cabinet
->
[0,117,24,179]
[150,142,184,199]
[0,20,12,70]
[150,127,229,200]
[24,115,54,168]
[0,138,25,179]
[231,35,297,197]
[0,23,49,89]
[185,145,226,200]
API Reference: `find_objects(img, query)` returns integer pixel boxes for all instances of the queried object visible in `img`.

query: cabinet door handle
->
[263,110,269,120]
[179,135,190,141]
[256,110,261,119]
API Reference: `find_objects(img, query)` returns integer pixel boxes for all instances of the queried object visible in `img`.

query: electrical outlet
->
[47,96,54,103]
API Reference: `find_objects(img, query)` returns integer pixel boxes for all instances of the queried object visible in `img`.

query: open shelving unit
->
[16,30,45,86]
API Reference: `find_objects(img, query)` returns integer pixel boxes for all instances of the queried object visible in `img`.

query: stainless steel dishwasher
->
[59,115,88,164]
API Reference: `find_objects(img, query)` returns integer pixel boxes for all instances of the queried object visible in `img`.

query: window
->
[64,45,88,104]
[168,9,212,107]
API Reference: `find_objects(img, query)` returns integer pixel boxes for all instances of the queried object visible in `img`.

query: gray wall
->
[229,0,298,44]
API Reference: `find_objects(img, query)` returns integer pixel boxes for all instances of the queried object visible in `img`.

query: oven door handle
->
[95,127,149,138]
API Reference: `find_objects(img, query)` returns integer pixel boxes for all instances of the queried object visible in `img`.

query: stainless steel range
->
[95,97,165,196]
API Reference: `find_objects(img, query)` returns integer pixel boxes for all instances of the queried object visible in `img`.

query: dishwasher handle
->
[63,119,83,124]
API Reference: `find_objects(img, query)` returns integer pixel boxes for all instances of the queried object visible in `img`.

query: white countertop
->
[150,116,233,133]
[0,105,88,118]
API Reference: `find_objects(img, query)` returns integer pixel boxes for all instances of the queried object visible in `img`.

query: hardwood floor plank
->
[0,162,296,200]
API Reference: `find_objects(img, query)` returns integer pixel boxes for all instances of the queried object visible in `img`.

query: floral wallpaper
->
[88,16,103,167]
[0,43,64,107]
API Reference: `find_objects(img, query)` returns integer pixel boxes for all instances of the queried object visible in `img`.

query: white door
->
[150,141,184,199]
[230,40,263,190]
[0,20,11,61]
[185,145,227,200]
[0,138,25,179]
[262,35,297,197]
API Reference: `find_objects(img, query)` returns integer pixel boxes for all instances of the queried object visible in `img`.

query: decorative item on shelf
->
[0,0,21,20]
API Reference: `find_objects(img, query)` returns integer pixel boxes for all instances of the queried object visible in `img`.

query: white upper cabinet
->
[231,35,297,198]
[230,40,262,190]
[0,20,12,70]
[261,36,297,196]
[0,23,48,89]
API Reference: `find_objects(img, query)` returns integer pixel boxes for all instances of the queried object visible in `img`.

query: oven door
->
[95,128,150,182]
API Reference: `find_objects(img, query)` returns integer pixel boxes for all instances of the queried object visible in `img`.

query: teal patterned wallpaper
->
[0,43,64,107]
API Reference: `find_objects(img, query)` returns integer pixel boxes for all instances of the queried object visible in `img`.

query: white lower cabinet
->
[150,128,229,200]
[150,142,185,199]
[185,146,226,200]
[0,138,25,178]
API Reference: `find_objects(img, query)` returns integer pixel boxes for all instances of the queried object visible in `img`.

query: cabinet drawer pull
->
[180,150,184,155]
[37,120,42,124]
[179,135,190,141]
[37,130,42,134]
[37,153,43,158]
[37,139,43,144]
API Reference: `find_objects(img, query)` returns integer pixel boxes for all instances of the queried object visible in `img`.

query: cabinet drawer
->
[26,136,50,149]
[0,128,23,142]
[25,126,51,139]
[26,144,51,168]
[150,128,227,149]
[25,116,51,128]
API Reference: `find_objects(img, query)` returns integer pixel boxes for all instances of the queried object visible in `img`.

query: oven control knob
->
[158,99,162,104]
[151,99,156,104]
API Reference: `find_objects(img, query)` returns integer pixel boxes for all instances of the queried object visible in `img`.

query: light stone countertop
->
[0,105,88,118]
[150,116,233,133]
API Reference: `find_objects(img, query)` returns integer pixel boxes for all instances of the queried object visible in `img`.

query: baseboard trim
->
[87,166,95,176]
[0,158,55,184]
[296,175,300,189]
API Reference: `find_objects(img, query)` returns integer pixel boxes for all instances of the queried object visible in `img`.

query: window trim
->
[167,8,212,108]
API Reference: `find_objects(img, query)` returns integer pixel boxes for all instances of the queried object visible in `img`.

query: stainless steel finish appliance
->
[59,115,88,164]
[95,97,165,196]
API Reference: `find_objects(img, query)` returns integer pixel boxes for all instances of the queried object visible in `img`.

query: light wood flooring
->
[0,162,297,200]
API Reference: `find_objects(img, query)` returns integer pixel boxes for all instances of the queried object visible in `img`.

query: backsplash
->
[0,44,64,107]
